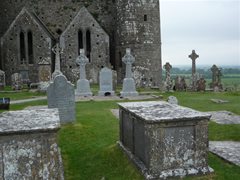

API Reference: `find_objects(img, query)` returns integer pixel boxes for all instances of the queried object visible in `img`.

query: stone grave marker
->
[197,77,206,91]
[189,50,199,91]
[210,64,223,91]
[52,43,63,79]
[75,49,93,96]
[0,98,10,110]
[98,67,115,96]
[47,74,75,123]
[167,96,178,104]
[120,48,138,97]
[0,70,5,90]
[163,62,173,91]
[11,73,23,90]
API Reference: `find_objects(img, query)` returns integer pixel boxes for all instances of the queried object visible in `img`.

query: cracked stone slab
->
[206,111,240,124]
[209,141,240,166]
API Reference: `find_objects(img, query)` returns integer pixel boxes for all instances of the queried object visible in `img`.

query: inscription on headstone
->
[47,74,75,123]
[98,67,115,96]
[75,49,93,96]
[120,48,138,97]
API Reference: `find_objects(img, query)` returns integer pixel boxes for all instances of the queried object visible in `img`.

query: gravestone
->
[52,43,63,79]
[167,96,178,105]
[118,101,213,179]
[11,73,23,90]
[0,109,64,179]
[189,50,199,91]
[163,62,173,91]
[197,77,206,91]
[47,74,75,123]
[75,49,93,96]
[98,67,115,96]
[38,58,51,92]
[0,98,10,110]
[0,70,5,90]
[174,76,187,91]
[120,48,138,97]
[210,64,223,91]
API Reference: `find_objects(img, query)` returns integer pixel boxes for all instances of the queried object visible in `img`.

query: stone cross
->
[188,50,199,76]
[211,65,218,83]
[52,43,63,73]
[164,62,172,79]
[76,49,89,80]
[122,48,135,78]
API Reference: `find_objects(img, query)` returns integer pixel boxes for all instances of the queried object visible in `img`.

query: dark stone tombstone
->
[197,77,206,91]
[0,98,10,110]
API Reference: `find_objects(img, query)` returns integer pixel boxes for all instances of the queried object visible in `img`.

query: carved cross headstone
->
[188,50,199,76]
[75,49,92,96]
[52,43,63,79]
[120,48,138,97]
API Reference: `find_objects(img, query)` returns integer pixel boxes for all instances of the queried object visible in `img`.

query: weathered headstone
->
[174,76,187,91]
[0,109,64,179]
[0,70,5,90]
[47,74,75,123]
[118,101,213,179]
[11,73,23,90]
[0,98,10,110]
[75,49,93,96]
[197,77,206,91]
[189,50,199,91]
[120,48,138,97]
[167,96,178,104]
[98,67,115,96]
[163,62,173,91]
[38,58,51,92]
[210,64,223,91]
[52,43,63,79]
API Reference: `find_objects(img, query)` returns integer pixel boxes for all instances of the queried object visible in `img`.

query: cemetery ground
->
[0,88,240,179]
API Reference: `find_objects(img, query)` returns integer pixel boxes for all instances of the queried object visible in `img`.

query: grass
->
[2,91,240,179]
[0,89,45,100]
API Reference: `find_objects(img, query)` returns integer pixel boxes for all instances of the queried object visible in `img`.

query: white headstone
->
[98,67,115,96]
[167,96,178,105]
[47,74,76,123]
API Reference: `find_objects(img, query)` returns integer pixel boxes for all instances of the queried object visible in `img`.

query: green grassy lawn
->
[4,91,240,179]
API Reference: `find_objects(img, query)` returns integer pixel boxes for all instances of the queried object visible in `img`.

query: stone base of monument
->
[120,78,138,97]
[76,79,92,96]
[0,109,64,179]
[118,101,213,179]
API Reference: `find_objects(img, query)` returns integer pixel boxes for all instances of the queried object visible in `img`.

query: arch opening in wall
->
[27,31,34,64]
[20,31,26,64]
[78,29,83,55]
[86,30,91,62]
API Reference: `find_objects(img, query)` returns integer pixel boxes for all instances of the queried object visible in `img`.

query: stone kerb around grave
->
[98,67,115,96]
[118,101,213,179]
[47,74,76,124]
[0,109,64,179]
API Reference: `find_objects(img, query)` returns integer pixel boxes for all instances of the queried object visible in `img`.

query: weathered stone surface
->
[189,50,199,91]
[209,141,240,166]
[206,111,240,124]
[75,49,93,97]
[167,96,178,105]
[52,43,63,79]
[120,49,138,97]
[163,62,173,91]
[0,109,64,179]
[118,101,213,179]
[210,64,223,91]
[11,73,23,90]
[47,74,75,124]
[0,70,5,90]
[98,67,115,96]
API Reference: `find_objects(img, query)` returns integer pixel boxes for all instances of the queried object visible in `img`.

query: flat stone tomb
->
[118,101,213,179]
[98,67,115,96]
[0,109,64,179]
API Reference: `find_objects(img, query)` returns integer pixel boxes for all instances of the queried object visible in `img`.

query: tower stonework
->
[0,0,162,87]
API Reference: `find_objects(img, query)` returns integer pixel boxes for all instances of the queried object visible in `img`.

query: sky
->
[160,0,240,67]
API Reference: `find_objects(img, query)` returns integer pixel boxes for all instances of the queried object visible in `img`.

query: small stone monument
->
[75,49,93,96]
[120,48,138,97]
[163,62,173,91]
[52,43,63,79]
[0,109,64,179]
[47,74,76,123]
[197,77,206,91]
[0,70,5,90]
[210,64,223,91]
[11,73,23,90]
[189,50,199,91]
[174,76,187,91]
[167,96,178,104]
[98,67,115,96]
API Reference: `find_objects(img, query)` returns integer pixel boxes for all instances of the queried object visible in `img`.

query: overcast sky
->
[160,0,240,67]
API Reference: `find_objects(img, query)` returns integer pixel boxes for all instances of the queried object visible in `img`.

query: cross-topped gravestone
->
[75,49,92,96]
[188,50,199,76]
[120,48,138,97]
[52,43,63,79]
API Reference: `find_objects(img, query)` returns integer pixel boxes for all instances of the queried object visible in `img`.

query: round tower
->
[115,0,162,87]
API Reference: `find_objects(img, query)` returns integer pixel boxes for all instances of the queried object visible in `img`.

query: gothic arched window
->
[27,31,34,64]
[20,31,26,64]
[78,29,83,54]
[86,30,91,61]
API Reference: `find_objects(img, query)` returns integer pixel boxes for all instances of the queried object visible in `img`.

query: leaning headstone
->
[167,96,178,104]
[118,101,213,179]
[47,74,75,123]
[11,73,23,90]
[0,70,5,90]
[98,67,115,96]
[52,43,63,79]
[0,109,64,179]
[75,49,93,96]
[120,48,138,97]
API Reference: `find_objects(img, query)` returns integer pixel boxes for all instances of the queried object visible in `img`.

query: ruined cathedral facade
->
[0,0,162,87]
